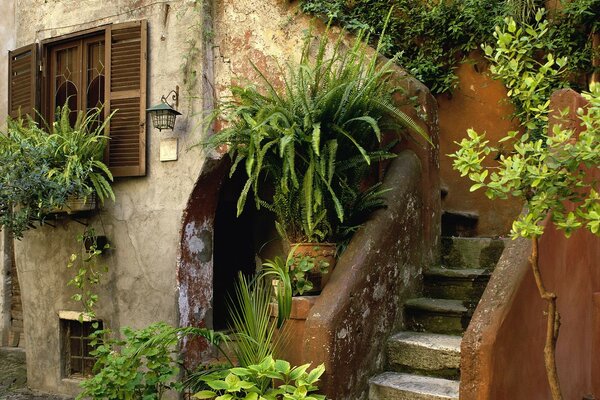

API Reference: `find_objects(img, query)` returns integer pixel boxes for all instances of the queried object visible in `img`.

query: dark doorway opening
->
[212,170,279,331]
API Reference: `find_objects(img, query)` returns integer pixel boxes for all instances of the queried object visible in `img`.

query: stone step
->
[405,298,471,335]
[441,236,506,270]
[387,332,461,379]
[369,372,459,400]
[441,210,478,237]
[424,268,491,301]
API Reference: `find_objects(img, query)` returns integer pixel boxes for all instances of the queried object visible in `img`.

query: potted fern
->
[0,105,115,238]
[206,27,429,292]
[45,105,115,214]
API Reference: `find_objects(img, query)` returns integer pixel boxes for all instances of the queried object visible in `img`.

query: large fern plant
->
[0,105,115,238]
[206,27,429,243]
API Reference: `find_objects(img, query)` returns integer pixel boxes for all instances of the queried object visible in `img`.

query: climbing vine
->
[299,0,599,94]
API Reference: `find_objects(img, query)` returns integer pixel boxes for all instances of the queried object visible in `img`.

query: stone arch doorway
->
[176,156,280,366]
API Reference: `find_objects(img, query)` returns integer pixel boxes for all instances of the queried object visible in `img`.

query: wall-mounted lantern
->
[147,86,181,131]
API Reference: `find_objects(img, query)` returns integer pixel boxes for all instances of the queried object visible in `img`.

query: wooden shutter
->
[8,44,38,119]
[105,21,147,177]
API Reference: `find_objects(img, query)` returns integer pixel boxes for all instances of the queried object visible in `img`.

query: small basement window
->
[60,317,103,378]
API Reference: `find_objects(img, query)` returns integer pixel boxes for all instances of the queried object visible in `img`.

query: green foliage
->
[66,228,110,322]
[260,249,329,327]
[205,26,427,243]
[483,9,568,139]
[193,355,326,400]
[78,322,229,400]
[0,106,115,238]
[451,14,600,241]
[299,0,598,95]
[47,106,115,203]
[228,274,279,373]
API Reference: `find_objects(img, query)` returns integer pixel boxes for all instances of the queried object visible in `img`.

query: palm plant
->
[227,274,279,369]
[205,25,429,244]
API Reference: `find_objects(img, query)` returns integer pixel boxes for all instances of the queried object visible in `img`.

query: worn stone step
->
[424,268,491,301]
[369,372,459,400]
[441,210,478,237]
[405,298,471,335]
[441,236,506,270]
[387,332,461,379]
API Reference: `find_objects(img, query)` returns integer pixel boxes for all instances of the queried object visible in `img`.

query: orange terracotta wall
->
[461,89,600,399]
[487,225,600,399]
[437,53,523,236]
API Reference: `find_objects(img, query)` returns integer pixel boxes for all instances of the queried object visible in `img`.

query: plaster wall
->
[461,89,600,399]
[437,54,523,237]
[0,0,16,346]
[12,0,207,395]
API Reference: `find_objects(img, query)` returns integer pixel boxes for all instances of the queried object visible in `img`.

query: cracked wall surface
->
[9,0,207,395]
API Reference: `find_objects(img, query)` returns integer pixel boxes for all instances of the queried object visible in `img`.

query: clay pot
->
[289,243,337,294]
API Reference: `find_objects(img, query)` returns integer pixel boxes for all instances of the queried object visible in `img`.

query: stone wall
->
[10,0,207,395]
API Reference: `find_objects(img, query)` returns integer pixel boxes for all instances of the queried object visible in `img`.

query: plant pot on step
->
[289,243,336,294]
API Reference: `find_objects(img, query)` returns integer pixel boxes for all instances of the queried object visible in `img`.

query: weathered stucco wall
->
[303,151,433,400]
[461,89,600,399]
[437,54,523,237]
[12,0,207,395]
[0,0,16,347]
[0,0,15,123]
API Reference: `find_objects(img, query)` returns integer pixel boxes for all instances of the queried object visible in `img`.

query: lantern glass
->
[146,102,182,131]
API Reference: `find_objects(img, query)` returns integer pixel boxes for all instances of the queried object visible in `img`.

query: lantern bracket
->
[161,86,179,109]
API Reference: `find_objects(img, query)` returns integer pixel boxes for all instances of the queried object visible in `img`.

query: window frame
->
[41,27,109,129]
[59,317,103,379]
[18,20,149,177]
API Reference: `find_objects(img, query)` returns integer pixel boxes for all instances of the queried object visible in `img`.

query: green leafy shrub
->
[194,356,326,400]
[451,13,599,399]
[205,26,427,244]
[78,323,228,400]
[452,14,600,237]
[0,106,114,238]
[483,9,568,139]
[299,0,598,95]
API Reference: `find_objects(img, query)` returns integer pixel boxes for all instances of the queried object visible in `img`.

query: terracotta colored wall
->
[461,90,600,399]
[437,53,523,237]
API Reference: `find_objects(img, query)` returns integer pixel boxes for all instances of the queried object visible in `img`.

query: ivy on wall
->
[299,0,599,95]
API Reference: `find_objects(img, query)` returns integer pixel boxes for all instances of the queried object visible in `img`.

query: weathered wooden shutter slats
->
[106,20,147,177]
[8,44,38,119]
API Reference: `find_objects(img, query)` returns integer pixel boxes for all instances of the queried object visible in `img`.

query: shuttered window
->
[105,21,147,177]
[8,44,38,119]
[7,21,147,177]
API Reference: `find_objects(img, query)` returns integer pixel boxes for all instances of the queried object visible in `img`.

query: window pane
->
[86,41,105,112]
[54,46,79,125]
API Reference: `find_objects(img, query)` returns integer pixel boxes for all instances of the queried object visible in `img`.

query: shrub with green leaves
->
[483,9,568,139]
[205,25,428,244]
[0,106,114,238]
[299,0,598,95]
[194,356,326,400]
[451,14,600,239]
[451,13,599,399]
[78,323,228,400]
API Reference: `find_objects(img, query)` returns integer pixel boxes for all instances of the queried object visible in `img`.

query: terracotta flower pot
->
[289,242,337,294]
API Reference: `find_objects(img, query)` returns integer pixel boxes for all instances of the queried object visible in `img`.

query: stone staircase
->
[369,237,505,400]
